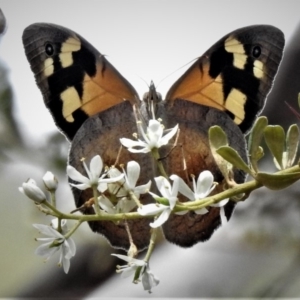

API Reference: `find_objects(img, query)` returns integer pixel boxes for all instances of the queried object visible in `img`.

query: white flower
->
[138,203,171,228]
[111,254,159,293]
[123,161,152,197]
[43,171,58,191]
[33,219,76,274]
[99,195,137,214]
[112,253,146,278]
[67,155,124,192]
[99,161,151,214]
[142,266,160,293]
[120,119,178,153]
[108,161,151,198]
[19,178,46,203]
[138,176,179,228]
[174,171,228,209]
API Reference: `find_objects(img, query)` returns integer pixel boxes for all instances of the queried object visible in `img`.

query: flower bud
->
[43,171,58,191]
[127,242,138,258]
[19,178,46,203]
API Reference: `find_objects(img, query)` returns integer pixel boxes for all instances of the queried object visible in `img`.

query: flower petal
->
[62,255,71,273]
[99,195,115,213]
[69,182,91,190]
[154,176,172,199]
[121,265,138,278]
[158,124,178,147]
[63,238,76,258]
[89,155,103,180]
[99,173,124,184]
[195,207,209,214]
[142,268,160,292]
[66,166,89,184]
[120,138,147,149]
[19,179,47,203]
[148,119,162,134]
[137,203,167,216]
[147,120,163,146]
[43,171,58,191]
[35,242,58,257]
[150,207,171,228]
[134,180,152,196]
[210,198,229,207]
[33,224,64,239]
[108,167,123,178]
[116,198,137,213]
[111,254,146,266]
[170,175,194,201]
[97,182,108,193]
[126,161,140,189]
[196,171,214,198]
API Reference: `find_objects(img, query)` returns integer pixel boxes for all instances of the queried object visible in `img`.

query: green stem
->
[64,220,82,239]
[128,190,142,208]
[144,228,157,263]
[92,184,102,215]
[50,191,56,207]
[151,148,168,178]
[37,164,300,223]
[57,218,62,233]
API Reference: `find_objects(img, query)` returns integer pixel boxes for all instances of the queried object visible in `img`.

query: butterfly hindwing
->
[166,25,285,133]
[156,99,247,246]
[69,101,154,251]
[22,23,139,140]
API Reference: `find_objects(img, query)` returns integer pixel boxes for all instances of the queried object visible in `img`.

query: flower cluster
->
[138,171,228,227]
[19,117,229,293]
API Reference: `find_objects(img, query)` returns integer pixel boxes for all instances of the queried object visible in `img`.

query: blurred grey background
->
[1,0,300,298]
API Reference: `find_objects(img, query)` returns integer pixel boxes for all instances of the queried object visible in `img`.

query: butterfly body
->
[23,23,284,250]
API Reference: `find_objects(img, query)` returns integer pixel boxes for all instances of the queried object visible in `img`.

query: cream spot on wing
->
[225,88,247,124]
[225,38,247,70]
[233,53,247,70]
[59,37,81,68]
[61,37,81,52]
[253,60,264,78]
[60,87,81,122]
[44,57,54,77]
[59,52,73,68]
[225,37,245,54]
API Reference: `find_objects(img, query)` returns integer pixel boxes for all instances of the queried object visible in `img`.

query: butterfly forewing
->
[22,23,139,140]
[166,25,284,133]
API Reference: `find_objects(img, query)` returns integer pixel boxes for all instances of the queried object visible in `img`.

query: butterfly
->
[22,23,284,251]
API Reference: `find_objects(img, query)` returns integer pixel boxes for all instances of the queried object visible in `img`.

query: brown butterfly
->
[22,24,284,251]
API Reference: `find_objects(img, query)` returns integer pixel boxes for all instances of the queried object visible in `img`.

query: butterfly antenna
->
[136,75,150,89]
[285,101,300,120]
[156,57,199,88]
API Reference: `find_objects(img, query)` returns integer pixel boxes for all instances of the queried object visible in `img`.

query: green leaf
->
[217,146,252,174]
[209,126,232,182]
[256,172,300,190]
[264,125,285,169]
[248,117,268,171]
[286,124,299,167]
[208,126,228,150]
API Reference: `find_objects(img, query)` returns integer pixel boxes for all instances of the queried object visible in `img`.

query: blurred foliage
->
[0,64,23,160]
